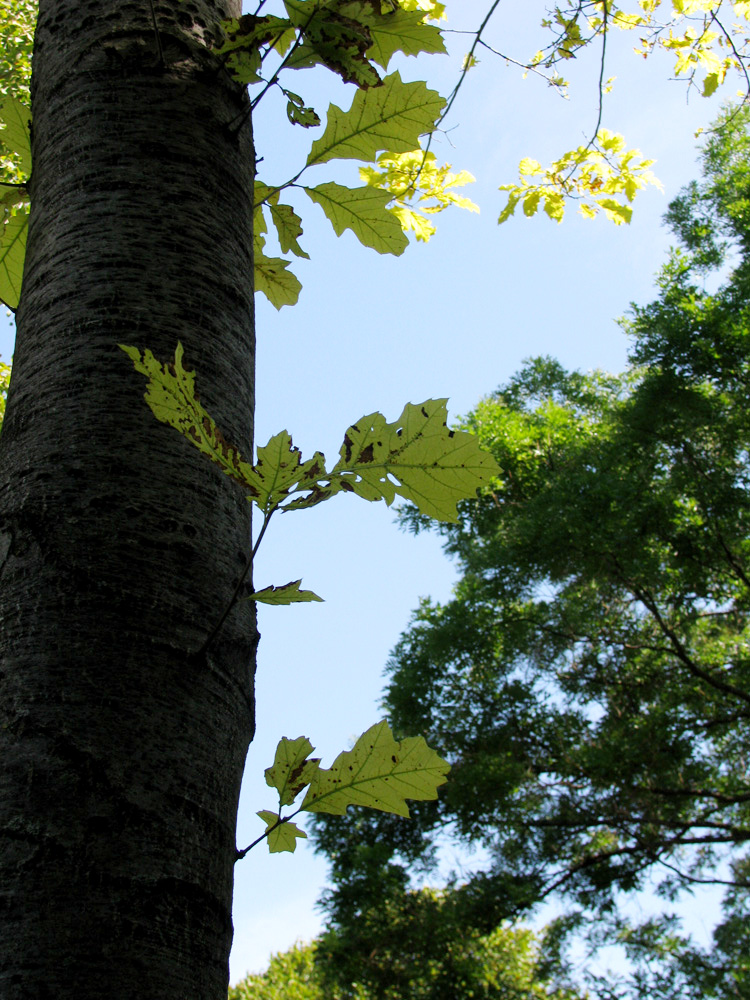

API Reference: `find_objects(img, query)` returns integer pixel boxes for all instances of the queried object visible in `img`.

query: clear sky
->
[0,0,729,984]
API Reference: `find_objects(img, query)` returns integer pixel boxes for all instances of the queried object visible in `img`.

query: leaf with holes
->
[329,398,499,521]
[339,2,446,68]
[301,719,450,817]
[246,580,324,605]
[119,343,261,494]
[284,0,380,88]
[265,736,321,806]
[254,252,302,309]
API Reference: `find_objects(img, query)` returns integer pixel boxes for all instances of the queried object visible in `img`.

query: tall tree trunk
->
[0,2,256,996]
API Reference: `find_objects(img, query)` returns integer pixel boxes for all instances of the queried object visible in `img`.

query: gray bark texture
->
[0,1,257,996]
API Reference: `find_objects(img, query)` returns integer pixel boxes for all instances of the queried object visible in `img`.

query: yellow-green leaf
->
[254,252,302,309]
[265,737,321,806]
[118,342,261,494]
[306,72,444,165]
[247,579,324,605]
[269,202,310,259]
[522,189,541,217]
[301,719,450,817]
[330,398,499,522]
[256,810,308,853]
[339,2,446,68]
[305,182,408,254]
[253,430,330,512]
[0,207,28,310]
[0,96,31,175]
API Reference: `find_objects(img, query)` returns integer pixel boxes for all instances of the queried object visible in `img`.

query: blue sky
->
[0,0,730,983]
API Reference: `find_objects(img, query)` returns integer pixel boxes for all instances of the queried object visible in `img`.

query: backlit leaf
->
[254,252,302,309]
[265,737,321,806]
[269,202,310,258]
[253,430,329,511]
[306,72,444,165]
[256,810,308,853]
[339,2,446,67]
[301,719,450,817]
[284,0,381,88]
[247,579,324,605]
[119,342,261,494]
[0,96,31,174]
[0,206,27,310]
[305,181,408,254]
[329,398,499,521]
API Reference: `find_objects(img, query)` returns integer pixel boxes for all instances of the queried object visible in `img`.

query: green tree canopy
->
[311,103,750,997]
[229,907,584,1000]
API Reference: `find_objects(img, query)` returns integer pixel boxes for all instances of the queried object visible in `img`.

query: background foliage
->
[309,102,750,998]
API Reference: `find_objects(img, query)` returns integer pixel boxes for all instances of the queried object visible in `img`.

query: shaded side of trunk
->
[0,2,256,997]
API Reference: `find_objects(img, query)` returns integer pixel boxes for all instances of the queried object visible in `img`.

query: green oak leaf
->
[339,2,446,68]
[284,0,381,89]
[218,13,294,53]
[246,579,324,605]
[217,14,295,81]
[0,207,28,311]
[0,97,31,175]
[253,430,329,511]
[257,810,308,853]
[329,398,499,521]
[265,736,321,806]
[301,719,450,817]
[304,182,408,254]
[119,343,261,495]
[269,202,310,258]
[306,72,444,165]
[284,91,322,128]
[254,252,302,309]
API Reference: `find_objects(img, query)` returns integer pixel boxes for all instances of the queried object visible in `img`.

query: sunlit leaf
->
[307,72,444,165]
[305,181,408,254]
[246,579,324,605]
[265,737,321,806]
[301,719,450,817]
[256,810,308,853]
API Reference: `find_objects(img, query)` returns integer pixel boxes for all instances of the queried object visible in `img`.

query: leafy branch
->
[237,719,450,856]
[120,342,499,642]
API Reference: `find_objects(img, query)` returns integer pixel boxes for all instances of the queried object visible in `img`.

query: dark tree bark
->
[0,2,257,997]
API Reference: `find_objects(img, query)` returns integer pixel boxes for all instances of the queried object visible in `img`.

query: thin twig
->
[405,0,503,196]
[193,510,274,659]
[147,0,165,68]
[657,856,750,889]
[236,806,302,859]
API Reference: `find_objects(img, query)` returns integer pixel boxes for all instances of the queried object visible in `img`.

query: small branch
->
[250,12,314,111]
[633,583,750,708]
[405,0,503,196]
[657,856,750,889]
[236,806,302,860]
[192,510,273,659]
[147,0,165,68]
